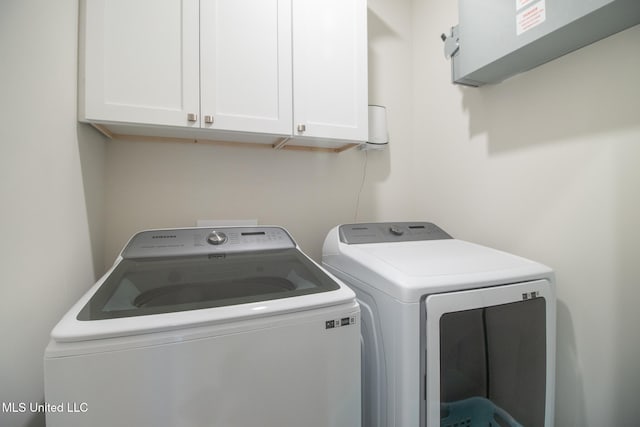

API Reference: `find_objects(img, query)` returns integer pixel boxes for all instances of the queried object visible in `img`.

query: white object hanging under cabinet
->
[78,0,368,153]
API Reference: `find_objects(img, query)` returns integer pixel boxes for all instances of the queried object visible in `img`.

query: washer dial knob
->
[207,230,228,245]
[389,226,404,236]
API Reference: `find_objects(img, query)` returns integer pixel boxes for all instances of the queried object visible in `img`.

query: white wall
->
[103,0,415,266]
[412,1,640,425]
[0,1,105,427]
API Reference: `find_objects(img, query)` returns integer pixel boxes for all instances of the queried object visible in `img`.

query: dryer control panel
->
[339,222,452,244]
[122,227,296,259]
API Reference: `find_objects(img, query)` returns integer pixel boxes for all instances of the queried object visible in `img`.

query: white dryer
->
[322,222,555,427]
[45,226,360,427]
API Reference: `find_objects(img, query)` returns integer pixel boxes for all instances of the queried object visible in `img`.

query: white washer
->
[45,226,360,427]
[322,222,556,427]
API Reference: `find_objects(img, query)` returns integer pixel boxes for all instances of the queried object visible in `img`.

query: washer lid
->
[77,247,340,321]
[51,226,357,343]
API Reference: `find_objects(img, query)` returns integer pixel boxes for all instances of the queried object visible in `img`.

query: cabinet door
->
[79,0,200,127]
[200,0,292,135]
[292,0,368,142]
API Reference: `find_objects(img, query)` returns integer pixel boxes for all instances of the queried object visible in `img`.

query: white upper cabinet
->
[292,0,368,142]
[79,0,367,150]
[200,0,292,134]
[79,0,200,127]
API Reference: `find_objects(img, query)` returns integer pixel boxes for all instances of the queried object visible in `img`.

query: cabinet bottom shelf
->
[91,124,359,154]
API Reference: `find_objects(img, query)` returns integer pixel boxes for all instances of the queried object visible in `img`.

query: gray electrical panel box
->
[443,0,640,87]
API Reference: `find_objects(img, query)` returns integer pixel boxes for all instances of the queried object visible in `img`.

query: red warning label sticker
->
[517,0,546,36]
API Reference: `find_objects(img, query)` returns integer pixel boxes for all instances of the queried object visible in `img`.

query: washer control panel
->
[122,226,296,259]
[339,222,452,244]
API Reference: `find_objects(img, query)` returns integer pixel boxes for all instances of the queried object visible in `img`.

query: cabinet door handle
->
[187,113,198,122]
[204,115,214,124]
[297,124,306,133]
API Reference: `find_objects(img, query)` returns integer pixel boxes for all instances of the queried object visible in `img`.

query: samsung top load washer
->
[45,226,360,427]
[322,222,556,427]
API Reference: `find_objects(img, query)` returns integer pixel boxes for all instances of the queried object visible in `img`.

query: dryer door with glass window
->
[423,280,555,427]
